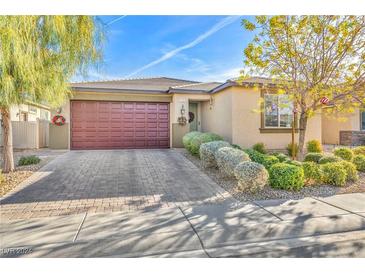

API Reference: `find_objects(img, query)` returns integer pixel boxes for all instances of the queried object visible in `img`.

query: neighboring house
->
[50,76,322,150]
[322,108,365,146]
[0,102,50,149]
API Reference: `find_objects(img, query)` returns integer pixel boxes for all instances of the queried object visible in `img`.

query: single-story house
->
[4,101,50,122]
[50,76,324,150]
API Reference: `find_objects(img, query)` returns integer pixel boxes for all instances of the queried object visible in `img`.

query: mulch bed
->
[177,148,365,201]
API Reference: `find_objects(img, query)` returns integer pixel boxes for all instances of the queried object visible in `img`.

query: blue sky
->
[77,15,255,83]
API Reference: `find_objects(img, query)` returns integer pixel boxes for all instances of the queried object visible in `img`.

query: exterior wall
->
[49,123,69,149]
[322,109,361,145]
[229,86,321,149]
[200,89,233,143]
[170,93,210,147]
[8,104,50,122]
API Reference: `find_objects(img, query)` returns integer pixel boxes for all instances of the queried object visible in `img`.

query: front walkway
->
[0,150,231,220]
[1,193,364,257]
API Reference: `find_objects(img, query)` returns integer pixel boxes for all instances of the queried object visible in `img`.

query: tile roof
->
[71,77,199,93]
[168,82,222,93]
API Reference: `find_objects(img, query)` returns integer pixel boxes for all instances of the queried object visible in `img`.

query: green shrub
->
[231,144,242,150]
[306,140,323,153]
[286,143,299,157]
[199,141,231,168]
[189,132,223,155]
[333,147,354,161]
[352,155,365,172]
[269,163,304,191]
[243,148,265,163]
[18,155,41,166]
[182,131,202,151]
[340,161,359,182]
[318,155,342,164]
[252,142,267,154]
[261,155,280,169]
[276,153,290,163]
[304,152,323,163]
[284,159,303,167]
[234,162,269,192]
[353,146,365,156]
[215,147,251,177]
[302,162,322,184]
[321,162,347,186]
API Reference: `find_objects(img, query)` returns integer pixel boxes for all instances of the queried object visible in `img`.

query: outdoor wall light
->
[180,104,186,116]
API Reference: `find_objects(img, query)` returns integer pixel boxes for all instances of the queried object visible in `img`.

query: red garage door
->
[71,101,170,149]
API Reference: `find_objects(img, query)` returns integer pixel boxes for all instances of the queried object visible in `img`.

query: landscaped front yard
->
[179,131,365,201]
[0,149,66,197]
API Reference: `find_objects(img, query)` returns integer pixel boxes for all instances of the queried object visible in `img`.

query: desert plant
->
[231,144,242,150]
[261,155,280,169]
[269,163,304,191]
[286,143,299,158]
[189,132,223,155]
[275,153,290,163]
[199,141,231,168]
[243,148,265,163]
[340,161,359,182]
[352,146,365,156]
[333,147,354,161]
[18,155,41,166]
[284,159,303,167]
[302,162,322,185]
[318,155,342,164]
[321,162,347,186]
[306,140,323,153]
[234,161,269,192]
[215,147,250,177]
[304,152,323,163]
[252,142,266,154]
[352,154,365,172]
[182,131,202,152]
[0,169,4,184]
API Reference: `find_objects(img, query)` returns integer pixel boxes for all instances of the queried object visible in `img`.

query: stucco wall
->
[9,104,50,122]
[200,89,233,143]
[230,86,322,149]
[322,109,361,144]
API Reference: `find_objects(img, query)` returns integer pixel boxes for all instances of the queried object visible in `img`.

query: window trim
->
[260,90,298,133]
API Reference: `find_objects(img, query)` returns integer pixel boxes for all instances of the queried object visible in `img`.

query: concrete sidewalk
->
[1,193,364,257]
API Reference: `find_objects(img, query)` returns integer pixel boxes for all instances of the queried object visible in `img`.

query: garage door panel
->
[71,101,169,149]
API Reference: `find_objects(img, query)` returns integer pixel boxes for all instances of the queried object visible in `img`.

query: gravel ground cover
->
[0,149,66,197]
[177,148,365,201]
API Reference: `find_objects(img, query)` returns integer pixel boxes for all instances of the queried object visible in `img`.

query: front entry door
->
[189,103,198,131]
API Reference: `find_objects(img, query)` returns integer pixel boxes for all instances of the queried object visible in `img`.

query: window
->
[264,94,293,128]
[361,111,365,131]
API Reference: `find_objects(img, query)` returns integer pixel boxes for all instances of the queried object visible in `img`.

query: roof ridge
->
[71,76,199,85]
[171,81,220,89]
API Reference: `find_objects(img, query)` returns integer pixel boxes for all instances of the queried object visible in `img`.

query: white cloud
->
[106,15,127,26]
[125,16,240,78]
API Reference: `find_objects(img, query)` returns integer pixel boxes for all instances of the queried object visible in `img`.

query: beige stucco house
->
[49,76,326,150]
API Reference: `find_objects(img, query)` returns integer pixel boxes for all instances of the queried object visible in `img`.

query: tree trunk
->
[1,107,14,173]
[298,113,308,161]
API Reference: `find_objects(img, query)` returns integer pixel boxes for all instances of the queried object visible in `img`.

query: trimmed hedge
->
[269,163,304,191]
[189,132,223,155]
[252,142,266,154]
[302,162,322,185]
[18,155,41,166]
[234,161,268,192]
[215,147,250,177]
[352,154,365,172]
[333,147,354,161]
[318,155,342,164]
[321,162,347,186]
[275,153,290,163]
[244,149,279,169]
[353,146,365,156]
[306,140,323,153]
[340,161,359,182]
[199,141,231,168]
[284,159,303,167]
[182,131,202,151]
[304,152,323,163]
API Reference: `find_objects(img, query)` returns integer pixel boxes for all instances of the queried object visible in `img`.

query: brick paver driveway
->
[0,149,231,220]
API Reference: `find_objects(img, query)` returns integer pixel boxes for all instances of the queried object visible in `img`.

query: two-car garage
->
[70,101,170,149]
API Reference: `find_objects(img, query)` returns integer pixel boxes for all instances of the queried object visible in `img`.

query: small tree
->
[0,16,103,172]
[242,16,365,158]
